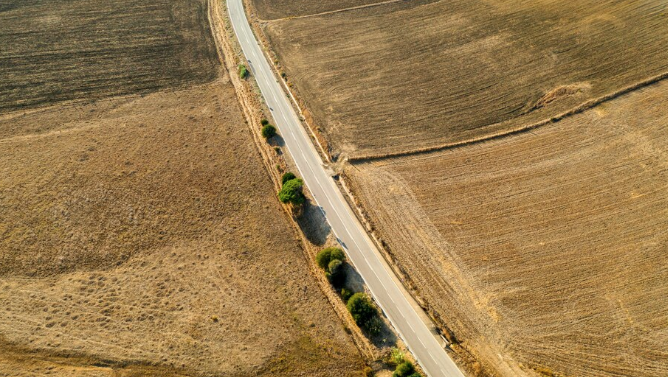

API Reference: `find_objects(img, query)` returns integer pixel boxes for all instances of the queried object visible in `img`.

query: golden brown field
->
[0,0,365,375]
[260,0,668,157]
[345,81,668,376]
[248,0,393,20]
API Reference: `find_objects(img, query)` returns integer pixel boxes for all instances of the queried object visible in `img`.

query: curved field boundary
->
[349,70,668,163]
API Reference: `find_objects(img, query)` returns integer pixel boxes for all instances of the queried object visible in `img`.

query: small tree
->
[346,293,378,332]
[261,118,269,126]
[316,247,345,270]
[278,178,305,205]
[238,64,249,79]
[392,362,415,377]
[262,124,277,139]
[281,172,296,185]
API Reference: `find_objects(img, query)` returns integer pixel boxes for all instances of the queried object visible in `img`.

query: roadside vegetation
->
[315,247,383,337]
[262,123,277,138]
[278,171,305,207]
[238,64,249,79]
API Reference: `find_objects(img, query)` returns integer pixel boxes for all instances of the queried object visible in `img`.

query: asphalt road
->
[227,1,465,376]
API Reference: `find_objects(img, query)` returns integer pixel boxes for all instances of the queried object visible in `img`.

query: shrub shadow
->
[296,201,331,246]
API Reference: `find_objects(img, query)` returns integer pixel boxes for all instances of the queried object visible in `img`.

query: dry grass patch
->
[345,81,668,376]
[263,0,668,157]
[0,80,364,376]
[0,0,218,113]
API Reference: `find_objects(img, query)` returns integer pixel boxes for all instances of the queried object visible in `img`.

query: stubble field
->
[249,0,393,20]
[260,0,668,157]
[345,81,668,376]
[0,0,364,375]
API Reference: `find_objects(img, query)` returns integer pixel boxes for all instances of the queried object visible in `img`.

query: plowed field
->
[262,0,668,157]
[345,81,668,376]
[0,0,218,113]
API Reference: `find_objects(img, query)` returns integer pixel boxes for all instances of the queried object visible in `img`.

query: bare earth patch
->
[345,81,668,376]
[262,0,668,157]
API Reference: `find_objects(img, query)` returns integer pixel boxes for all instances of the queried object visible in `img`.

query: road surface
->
[227,1,465,376]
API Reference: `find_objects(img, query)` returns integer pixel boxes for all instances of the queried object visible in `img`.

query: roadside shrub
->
[327,259,346,287]
[278,178,305,205]
[388,348,405,367]
[346,293,378,332]
[238,64,249,79]
[281,172,296,185]
[330,247,346,262]
[262,124,277,139]
[261,118,269,126]
[341,288,354,302]
[392,361,415,377]
[316,247,345,270]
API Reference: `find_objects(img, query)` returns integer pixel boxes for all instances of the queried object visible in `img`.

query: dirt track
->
[345,81,668,377]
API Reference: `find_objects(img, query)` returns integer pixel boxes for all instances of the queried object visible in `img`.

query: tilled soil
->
[0,0,218,113]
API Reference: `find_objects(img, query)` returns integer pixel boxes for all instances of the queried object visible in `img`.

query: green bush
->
[316,247,345,270]
[281,172,296,185]
[341,288,354,302]
[261,118,269,126]
[330,247,346,262]
[238,64,249,79]
[389,348,405,367]
[262,124,277,139]
[278,178,305,205]
[346,293,378,332]
[392,362,415,377]
[327,259,346,287]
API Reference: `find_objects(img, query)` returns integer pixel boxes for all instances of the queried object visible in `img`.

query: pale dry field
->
[345,81,668,376]
[261,0,668,157]
[0,0,365,375]
[0,80,364,377]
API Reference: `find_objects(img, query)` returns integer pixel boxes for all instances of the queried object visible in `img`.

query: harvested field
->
[345,81,668,376]
[0,0,218,113]
[262,0,668,157]
[0,80,364,376]
[249,0,395,20]
[0,0,365,370]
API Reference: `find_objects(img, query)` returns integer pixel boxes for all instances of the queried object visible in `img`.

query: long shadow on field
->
[296,201,331,246]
